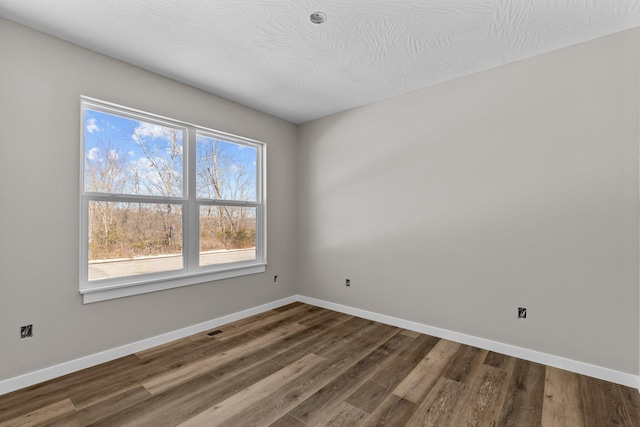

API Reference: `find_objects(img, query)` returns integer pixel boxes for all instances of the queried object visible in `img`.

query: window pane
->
[199,205,256,266]
[88,201,183,281]
[84,108,184,197]
[196,135,257,201]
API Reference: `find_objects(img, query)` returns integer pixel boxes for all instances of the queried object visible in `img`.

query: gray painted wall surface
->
[297,28,640,374]
[0,18,297,380]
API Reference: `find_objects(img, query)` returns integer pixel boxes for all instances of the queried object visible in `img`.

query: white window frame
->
[80,97,266,303]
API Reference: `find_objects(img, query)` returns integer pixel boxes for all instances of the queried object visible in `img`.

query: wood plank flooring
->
[1,302,639,426]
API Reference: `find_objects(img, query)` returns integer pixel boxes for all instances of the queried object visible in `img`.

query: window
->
[80,97,266,303]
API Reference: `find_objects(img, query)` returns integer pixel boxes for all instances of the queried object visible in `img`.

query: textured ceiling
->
[1,1,639,123]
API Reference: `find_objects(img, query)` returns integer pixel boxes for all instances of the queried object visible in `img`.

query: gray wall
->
[0,18,298,380]
[297,28,640,374]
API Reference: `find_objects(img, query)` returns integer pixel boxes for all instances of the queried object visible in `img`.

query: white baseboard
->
[297,295,640,390]
[0,296,297,396]
[1,294,637,396]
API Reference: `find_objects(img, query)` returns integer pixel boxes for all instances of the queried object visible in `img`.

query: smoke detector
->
[310,12,327,24]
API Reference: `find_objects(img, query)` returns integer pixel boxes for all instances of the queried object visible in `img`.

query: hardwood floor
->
[1,302,639,426]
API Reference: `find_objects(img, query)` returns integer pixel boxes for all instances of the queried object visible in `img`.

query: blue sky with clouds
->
[84,108,257,200]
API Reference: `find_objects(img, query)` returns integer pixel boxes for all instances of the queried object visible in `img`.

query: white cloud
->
[86,118,100,134]
[129,157,162,192]
[129,156,153,171]
[132,122,171,142]
[86,147,100,160]
[128,156,183,197]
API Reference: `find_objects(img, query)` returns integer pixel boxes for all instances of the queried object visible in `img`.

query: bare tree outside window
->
[196,135,257,266]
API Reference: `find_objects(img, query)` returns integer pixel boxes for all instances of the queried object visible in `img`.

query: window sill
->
[80,264,266,303]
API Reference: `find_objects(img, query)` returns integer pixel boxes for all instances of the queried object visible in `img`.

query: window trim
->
[79,96,267,303]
